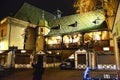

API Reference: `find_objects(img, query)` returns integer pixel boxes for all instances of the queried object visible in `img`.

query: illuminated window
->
[45,36,62,44]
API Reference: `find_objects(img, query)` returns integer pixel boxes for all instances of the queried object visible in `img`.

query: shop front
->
[74,49,95,69]
[95,47,116,70]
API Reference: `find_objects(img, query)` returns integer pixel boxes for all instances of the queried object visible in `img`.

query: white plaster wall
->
[9,24,25,49]
[0,39,9,50]
[0,23,9,50]
[115,2,120,24]
[113,2,120,33]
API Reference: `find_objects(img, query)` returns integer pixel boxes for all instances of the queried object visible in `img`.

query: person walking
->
[83,67,91,80]
[32,55,44,80]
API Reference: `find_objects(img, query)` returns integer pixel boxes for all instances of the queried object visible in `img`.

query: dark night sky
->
[0,0,76,20]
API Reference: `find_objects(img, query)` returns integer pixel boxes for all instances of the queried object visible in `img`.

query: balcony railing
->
[45,40,110,50]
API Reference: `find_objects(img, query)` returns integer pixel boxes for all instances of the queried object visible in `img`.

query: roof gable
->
[14,3,55,25]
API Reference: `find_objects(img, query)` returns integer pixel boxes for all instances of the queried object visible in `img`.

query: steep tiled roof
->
[47,9,107,36]
[14,3,55,25]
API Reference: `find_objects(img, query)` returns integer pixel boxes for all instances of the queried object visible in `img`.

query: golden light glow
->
[21,50,26,53]
[74,0,97,13]
[92,32,101,40]
[63,34,81,44]
[84,31,109,42]
[63,35,70,43]
[101,31,109,40]
[47,51,52,54]
[46,36,62,44]
[0,50,4,53]
[0,41,8,50]
[0,18,7,24]
[74,0,116,19]
[103,47,109,51]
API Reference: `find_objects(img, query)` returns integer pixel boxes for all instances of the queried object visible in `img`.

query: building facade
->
[0,1,120,69]
[0,3,55,68]
[112,1,120,70]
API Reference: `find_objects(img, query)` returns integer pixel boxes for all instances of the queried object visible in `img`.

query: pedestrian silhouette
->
[83,67,91,80]
[32,55,44,80]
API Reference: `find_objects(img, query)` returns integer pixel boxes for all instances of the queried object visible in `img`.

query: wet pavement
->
[1,67,118,80]
[0,67,84,80]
